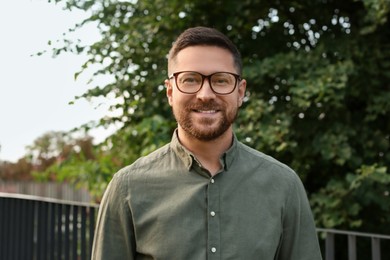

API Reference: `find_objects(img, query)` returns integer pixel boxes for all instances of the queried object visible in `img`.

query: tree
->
[0,158,33,181]
[46,0,390,239]
[24,131,116,201]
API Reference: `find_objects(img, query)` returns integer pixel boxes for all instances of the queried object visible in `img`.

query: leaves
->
[312,164,390,231]
[358,0,390,34]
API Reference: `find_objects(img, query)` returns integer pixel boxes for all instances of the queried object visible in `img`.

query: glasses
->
[169,71,241,95]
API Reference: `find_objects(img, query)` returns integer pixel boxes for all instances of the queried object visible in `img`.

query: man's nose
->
[196,79,216,100]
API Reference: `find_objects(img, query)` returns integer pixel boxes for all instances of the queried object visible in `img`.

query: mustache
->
[186,101,223,111]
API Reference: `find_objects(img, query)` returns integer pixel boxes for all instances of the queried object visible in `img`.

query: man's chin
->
[185,125,228,142]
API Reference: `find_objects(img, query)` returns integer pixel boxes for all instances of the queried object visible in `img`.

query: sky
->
[0,0,114,162]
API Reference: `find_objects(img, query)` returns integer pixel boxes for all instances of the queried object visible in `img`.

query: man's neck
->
[177,127,234,176]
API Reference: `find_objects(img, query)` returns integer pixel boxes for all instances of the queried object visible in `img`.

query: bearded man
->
[92,26,322,260]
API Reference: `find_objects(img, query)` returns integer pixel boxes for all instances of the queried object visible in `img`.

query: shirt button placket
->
[207,178,220,259]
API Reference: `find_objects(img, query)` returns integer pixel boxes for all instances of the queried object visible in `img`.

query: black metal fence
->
[317,228,390,260]
[1,192,390,260]
[0,192,98,260]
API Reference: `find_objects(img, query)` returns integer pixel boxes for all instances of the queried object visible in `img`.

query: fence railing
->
[1,192,390,260]
[0,192,98,260]
[317,228,390,260]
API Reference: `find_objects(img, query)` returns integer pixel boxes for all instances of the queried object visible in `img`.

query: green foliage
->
[311,164,390,232]
[359,0,390,34]
[25,131,112,201]
[35,148,120,201]
[39,0,390,233]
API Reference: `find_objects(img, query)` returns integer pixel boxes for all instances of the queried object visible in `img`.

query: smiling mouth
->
[194,110,218,113]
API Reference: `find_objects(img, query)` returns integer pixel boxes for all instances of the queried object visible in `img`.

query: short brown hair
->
[168,27,242,74]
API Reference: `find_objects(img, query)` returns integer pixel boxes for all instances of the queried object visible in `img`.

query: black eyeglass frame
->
[168,71,242,95]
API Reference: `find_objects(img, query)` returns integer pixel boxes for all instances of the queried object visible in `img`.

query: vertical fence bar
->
[49,202,56,260]
[4,198,10,258]
[348,235,357,260]
[81,207,87,260]
[14,198,22,260]
[19,199,27,260]
[371,237,381,260]
[89,207,96,257]
[14,198,23,259]
[65,204,71,260]
[325,232,335,260]
[57,203,63,259]
[26,198,35,258]
[37,201,49,260]
[7,198,14,260]
[0,198,8,259]
[73,205,79,259]
[43,201,49,260]
[0,197,4,260]
[0,198,8,260]
[36,200,43,260]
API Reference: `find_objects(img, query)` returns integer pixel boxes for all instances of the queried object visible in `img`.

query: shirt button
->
[210,211,216,217]
[211,247,217,253]
[210,179,215,184]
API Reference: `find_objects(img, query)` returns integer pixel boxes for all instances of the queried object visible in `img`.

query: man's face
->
[166,46,246,141]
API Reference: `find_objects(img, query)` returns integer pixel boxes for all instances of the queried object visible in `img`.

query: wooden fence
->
[0,180,91,202]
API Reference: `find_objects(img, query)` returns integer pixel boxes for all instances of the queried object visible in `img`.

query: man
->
[92,26,322,259]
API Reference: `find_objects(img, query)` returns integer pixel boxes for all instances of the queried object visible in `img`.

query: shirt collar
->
[170,129,238,172]
[223,134,238,171]
[170,129,195,171]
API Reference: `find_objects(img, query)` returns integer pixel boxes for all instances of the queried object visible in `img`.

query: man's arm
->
[91,173,136,259]
[276,173,323,260]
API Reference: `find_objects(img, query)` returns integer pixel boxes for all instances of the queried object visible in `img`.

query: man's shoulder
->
[235,141,305,194]
[236,141,296,176]
[114,143,172,178]
[103,143,174,197]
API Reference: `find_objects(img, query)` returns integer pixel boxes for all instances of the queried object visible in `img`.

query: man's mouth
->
[194,110,218,113]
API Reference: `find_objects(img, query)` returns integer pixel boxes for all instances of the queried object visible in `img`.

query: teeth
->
[197,110,216,113]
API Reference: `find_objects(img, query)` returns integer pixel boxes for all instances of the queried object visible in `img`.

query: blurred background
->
[0,1,389,258]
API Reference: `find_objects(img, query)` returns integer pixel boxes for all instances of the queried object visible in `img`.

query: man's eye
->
[181,76,200,84]
[216,78,228,83]
[212,77,230,85]
[183,77,196,82]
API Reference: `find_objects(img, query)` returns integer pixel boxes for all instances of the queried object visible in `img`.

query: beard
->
[173,100,238,141]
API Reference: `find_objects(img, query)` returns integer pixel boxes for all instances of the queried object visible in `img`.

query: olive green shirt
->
[92,132,322,259]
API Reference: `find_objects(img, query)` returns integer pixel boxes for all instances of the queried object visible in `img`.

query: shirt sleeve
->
[91,172,136,260]
[276,173,323,260]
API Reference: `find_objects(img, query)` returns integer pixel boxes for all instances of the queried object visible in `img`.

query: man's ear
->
[165,79,173,106]
[238,79,247,107]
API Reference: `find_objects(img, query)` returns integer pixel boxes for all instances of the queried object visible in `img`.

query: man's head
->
[165,27,246,142]
[168,27,242,75]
